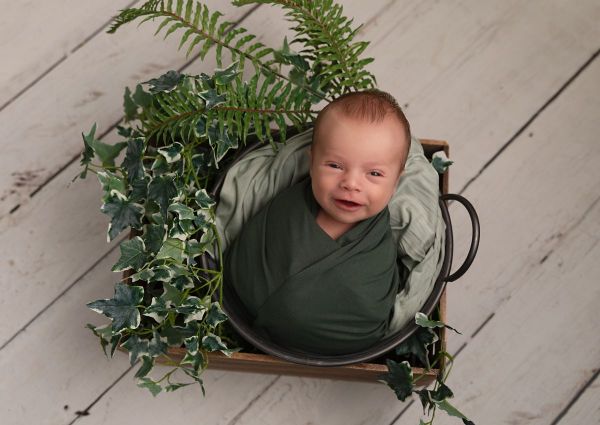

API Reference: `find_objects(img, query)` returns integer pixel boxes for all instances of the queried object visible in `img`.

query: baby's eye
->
[369,170,383,177]
[327,163,342,169]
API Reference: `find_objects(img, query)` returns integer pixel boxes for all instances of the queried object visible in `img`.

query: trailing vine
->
[80,1,473,423]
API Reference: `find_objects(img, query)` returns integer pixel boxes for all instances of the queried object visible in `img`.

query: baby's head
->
[309,89,411,236]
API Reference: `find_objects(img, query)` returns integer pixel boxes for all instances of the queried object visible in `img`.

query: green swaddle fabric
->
[215,128,445,351]
[224,178,400,354]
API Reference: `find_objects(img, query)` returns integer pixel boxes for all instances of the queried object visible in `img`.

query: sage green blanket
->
[224,178,401,354]
[216,128,445,346]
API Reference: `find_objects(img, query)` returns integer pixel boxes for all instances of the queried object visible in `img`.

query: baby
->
[224,89,411,355]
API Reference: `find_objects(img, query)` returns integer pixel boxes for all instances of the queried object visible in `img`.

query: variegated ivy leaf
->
[168,221,188,241]
[143,296,169,322]
[200,226,217,246]
[184,336,200,355]
[186,239,210,260]
[134,356,154,379]
[199,87,226,109]
[205,302,228,327]
[143,222,166,255]
[121,137,145,184]
[431,151,454,174]
[144,70,183,93]
[158,142,184,164]
[165,382,193,392]
[112,237,147,272]
[101,196,144,241]
[129,177,149,203]
[156,238,186,263]
[379,359,414,401]
[214,61,240,86]
[179,219,196,235]
[122,334,149,365]
[161,282,184,306]
[87,283,144,333]
[181,350,205,373]
[161,323,196,346]
[168,202,195,220]
[86,323,121,358]
[148,174,178,219]
[150,265,175,283]
[201,333,228,352]
[195,116,207,138]
[195,189,215,209]
[137,377,162,397]
[195,209,214,230]
[172,275,194,291]
[176,296,207,322]
[415,312,461,334]
[148,330,168,357]
[207,123,238,164]
[130,268,155,283]
[97,171,126,202]
[151,155,169,175]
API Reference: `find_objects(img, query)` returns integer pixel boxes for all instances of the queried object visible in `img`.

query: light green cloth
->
[216,128,445,337]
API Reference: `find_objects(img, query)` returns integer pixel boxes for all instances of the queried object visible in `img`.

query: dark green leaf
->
[80,123,96,174]
[144,222,166,254]
[158,142,184,163]
[87,283,144,333]
[201,333,228,352]
[148,330,168,357]
[148,174,178,219]
[122,335,150,365]
[124,86,138,120]
[379,359,414,401]
[132,83,152,107]
[101,196,144,241]
[134,356,154,378]
[435,399,471,422]
[205,302,228,327]
[194,189,215,209]
[199,88,226,109]
[395,326,438,369]
[121,137,145,184]
[129,177,148,203]
[112,237,147,272]
[144,70,183,93]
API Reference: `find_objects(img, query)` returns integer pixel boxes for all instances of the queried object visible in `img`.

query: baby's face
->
[309,110,408,228]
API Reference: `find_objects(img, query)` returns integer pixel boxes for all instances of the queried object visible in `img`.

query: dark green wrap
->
[224,178,400,355]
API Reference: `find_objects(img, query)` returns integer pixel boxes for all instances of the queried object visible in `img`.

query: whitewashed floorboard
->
[0,0,133,108]
[0,247,278,425]
[557,371,600,425]
[359,0,600,192]
[396,45,600,425]
[0,0,255,218]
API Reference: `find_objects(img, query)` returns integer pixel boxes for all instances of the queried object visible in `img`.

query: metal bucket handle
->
[438,193,480,282]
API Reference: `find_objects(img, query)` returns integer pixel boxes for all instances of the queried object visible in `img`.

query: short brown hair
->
[313,89,411,163]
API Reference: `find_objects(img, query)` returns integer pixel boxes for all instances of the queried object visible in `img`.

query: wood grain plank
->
[0,248,278,425]
[0,0,134,108]
[0,0,256,218]
[358,0,600,192]
[555,370,600,425]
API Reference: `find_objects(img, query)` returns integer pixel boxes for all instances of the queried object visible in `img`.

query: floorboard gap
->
[550,366,600,425]
[458,46,600,197]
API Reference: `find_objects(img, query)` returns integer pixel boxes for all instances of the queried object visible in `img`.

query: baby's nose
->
[340,173,361,191]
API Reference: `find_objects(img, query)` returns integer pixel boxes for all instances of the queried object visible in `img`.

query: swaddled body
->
[224,89,412,355]
[224,177,400,355]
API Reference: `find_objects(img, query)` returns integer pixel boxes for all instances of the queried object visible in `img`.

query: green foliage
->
[80,2,469,422]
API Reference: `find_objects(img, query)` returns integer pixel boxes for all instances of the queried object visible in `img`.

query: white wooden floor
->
[1,1,599,424]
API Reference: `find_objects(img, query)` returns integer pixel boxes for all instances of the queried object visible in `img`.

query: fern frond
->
[232,0,377,96]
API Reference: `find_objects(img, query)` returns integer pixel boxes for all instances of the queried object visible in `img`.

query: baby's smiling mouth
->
[334,198,363,210]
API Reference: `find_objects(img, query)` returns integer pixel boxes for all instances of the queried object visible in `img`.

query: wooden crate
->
[133,138,450,387]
